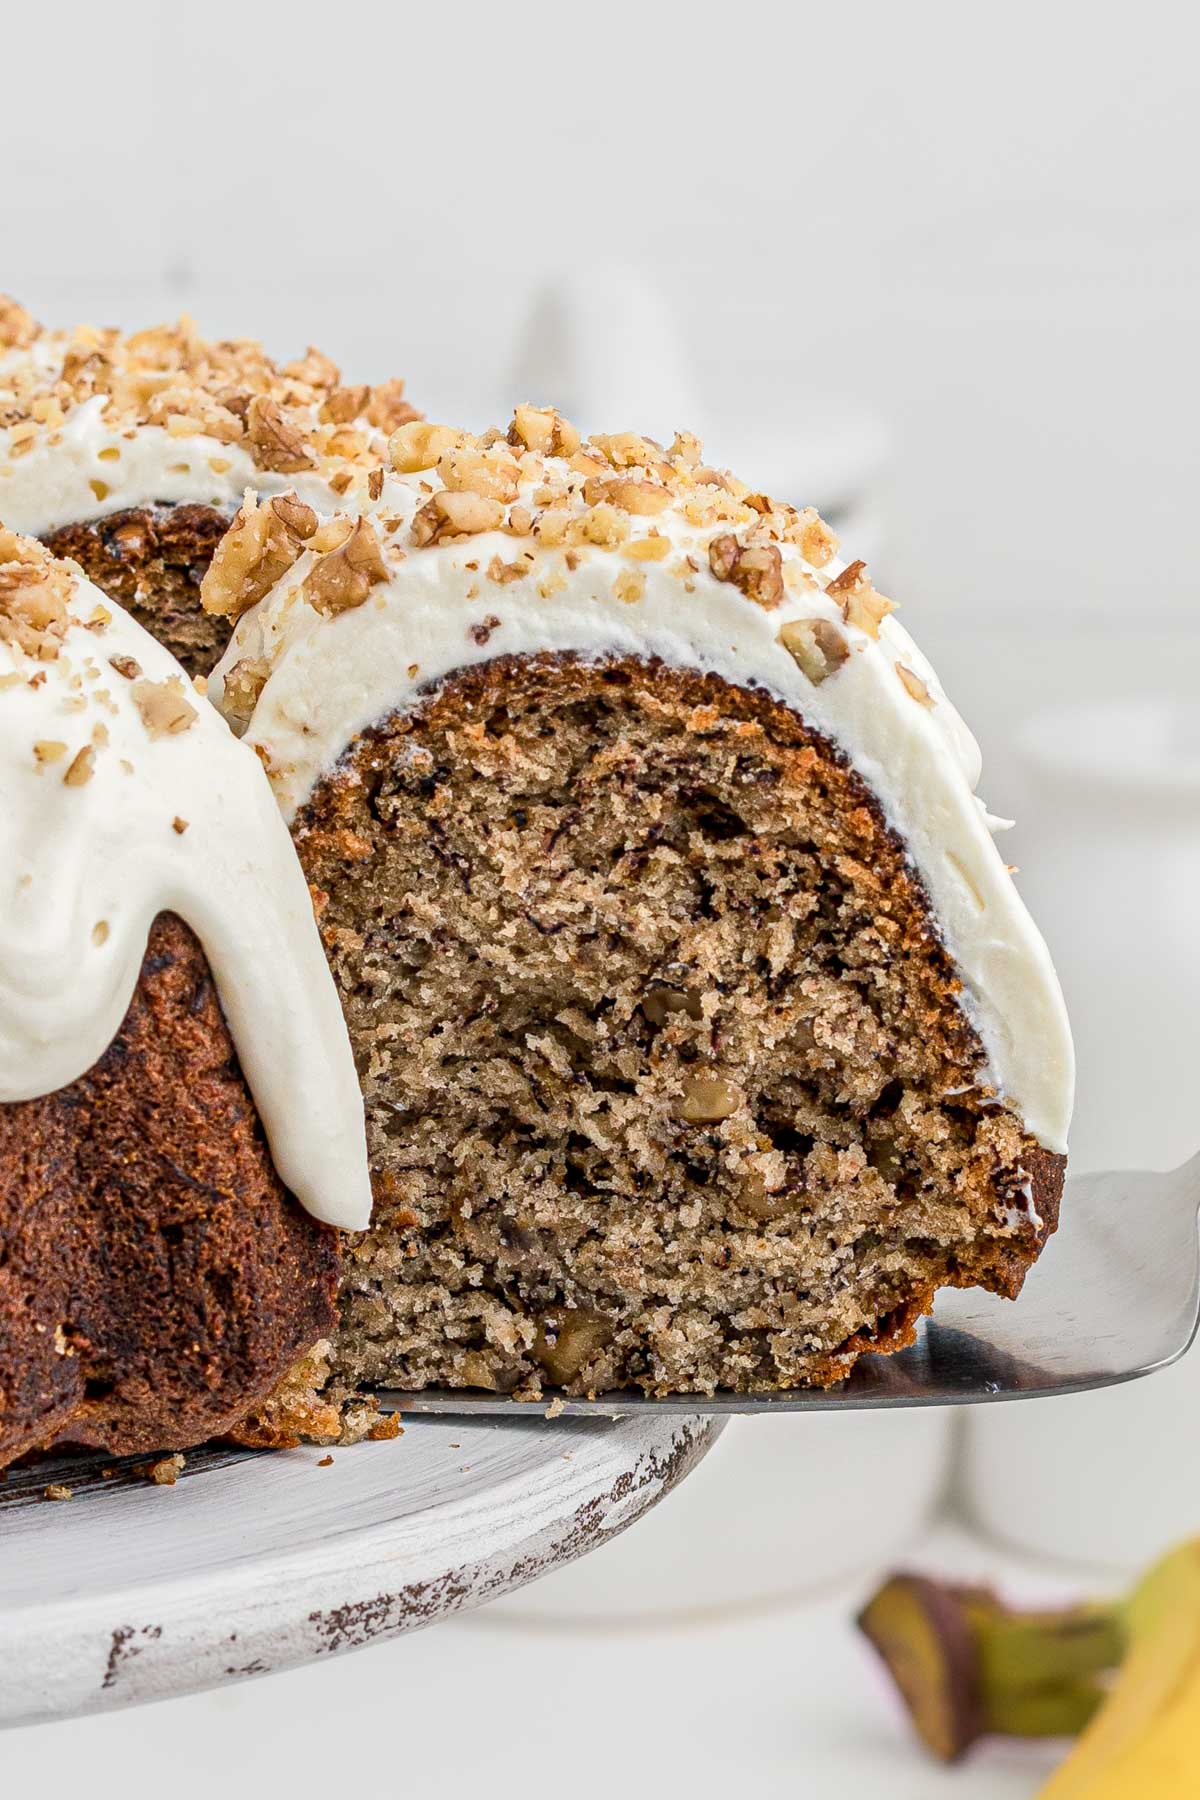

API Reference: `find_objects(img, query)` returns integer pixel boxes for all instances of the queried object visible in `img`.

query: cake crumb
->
[317,1454,334,1467]
[136,1453,185,1486]
[44,1483,74,1501]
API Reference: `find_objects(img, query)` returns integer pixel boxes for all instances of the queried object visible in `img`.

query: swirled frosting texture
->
[0,531,371,1229]
[211,413,1074,1155]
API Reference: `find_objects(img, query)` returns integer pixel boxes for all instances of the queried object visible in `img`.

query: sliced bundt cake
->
[208,411,1074,1399]
[0,531,372,1468]
[0,297,419,677]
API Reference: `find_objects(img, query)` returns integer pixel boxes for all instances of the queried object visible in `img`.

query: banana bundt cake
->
[0,530,371,1469]
[207,410,1074,1400]
[0,296,419,677]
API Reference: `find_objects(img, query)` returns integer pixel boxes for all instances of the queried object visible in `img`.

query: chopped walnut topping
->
[33,740,68,764]
[583,475,671,516]
[0,294,39,350]
[245,395,315,473]
[667,430,703,469]
[201,491,315,620]
[622,532,671,561]
[0,530,73,659]
[793,508,839,568]
[62,744,96,786]
[590,431,662,470]
[131,676,198,738]
[320,383,370,425]
[283,345,340,390]
[508,404,581,457]
[708,534,785,608]
[366,377,419,433]
[367,466,385,501]
[897,663,934,708]
[580,503,630,548]
[221,656,271,732]
[411,489,505,545]
[271,491,318,541]
[1,317,421,495]
[302,515,390,615]
[486,554,531,586]
[614,569,646,604]
[438,446,521,503]
[778,617,850,685]
[826,560,894,637]
[389,421,462,474]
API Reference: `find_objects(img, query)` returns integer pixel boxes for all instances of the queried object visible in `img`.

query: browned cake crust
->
[44,504,233,678]
[0,913,340,1470]
[297,654,1065,1398]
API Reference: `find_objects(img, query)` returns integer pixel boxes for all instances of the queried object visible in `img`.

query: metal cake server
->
[381,1155,1200,1417]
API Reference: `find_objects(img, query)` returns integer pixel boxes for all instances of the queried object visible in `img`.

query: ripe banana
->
[1037,1538,1200,1797]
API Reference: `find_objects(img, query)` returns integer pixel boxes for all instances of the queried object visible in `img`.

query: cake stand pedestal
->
[0,1413,719,1728]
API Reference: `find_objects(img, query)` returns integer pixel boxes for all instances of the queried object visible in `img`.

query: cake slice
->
[209,412,1074,1399]
[0,297,419,676]
[0,531,372,1468]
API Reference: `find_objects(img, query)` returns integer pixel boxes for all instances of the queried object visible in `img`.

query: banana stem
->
[857,1574,1126,1764]
[980,1679,1109,1740]
[970,1601,1126,1693]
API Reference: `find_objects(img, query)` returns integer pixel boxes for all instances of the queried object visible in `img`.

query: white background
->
[4,3,1200,1794]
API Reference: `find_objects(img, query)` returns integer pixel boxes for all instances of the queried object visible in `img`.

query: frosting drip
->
[0,535,372,1230]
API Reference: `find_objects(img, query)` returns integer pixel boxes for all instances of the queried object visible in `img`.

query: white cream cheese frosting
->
[0,531,372,1230]
[210,415,1075,1155]
[0,307,416,538]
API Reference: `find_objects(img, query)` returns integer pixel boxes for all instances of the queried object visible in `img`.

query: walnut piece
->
[795,508,839,569]
[245,395,315,473]
[201,492,316,620]
[677,1074,742,1123]
[303,516,390,615]
[533,1308,615,1385]
[508,404,581,457]
[131,676,198,738]
[0,530,73,659]
[221,656,271,732]
[366,377,419,433]
[438,446,521,503]
[0,294,39,349]
[708,534,784,608]
[897,663,934,708]
[389,421,462,474]
[827,560,894,638]
[778,616,850,684]
[62,745,96,786]
[411,490,505,545]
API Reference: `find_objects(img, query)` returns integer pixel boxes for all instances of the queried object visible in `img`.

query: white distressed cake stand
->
[0,1413,720,1728]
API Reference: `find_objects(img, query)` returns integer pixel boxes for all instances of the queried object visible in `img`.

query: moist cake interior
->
[296,654,1056,1397]
[45,504,233,678]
